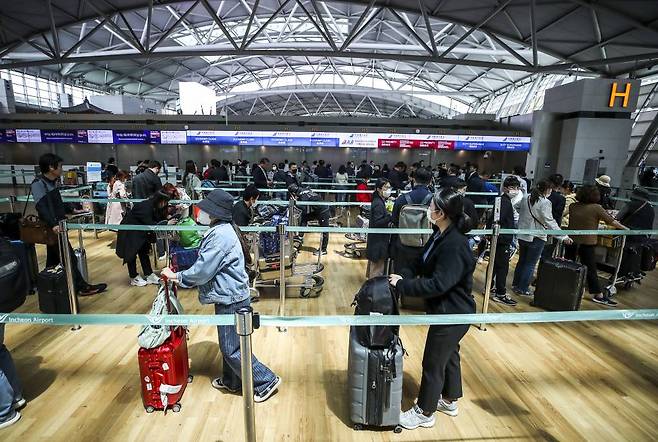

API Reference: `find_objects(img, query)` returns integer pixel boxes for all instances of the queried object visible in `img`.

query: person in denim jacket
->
[162,189,281,403]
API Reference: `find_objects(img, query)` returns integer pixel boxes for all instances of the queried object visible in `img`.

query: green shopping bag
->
[177,217,202,248]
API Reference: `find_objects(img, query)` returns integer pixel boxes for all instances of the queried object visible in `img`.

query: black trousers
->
[127,241,153,278]
[417,324,470,413]
[490,242,512,296]
[46,240,87,290]
[565,243,601,295]
[300,211,330,251]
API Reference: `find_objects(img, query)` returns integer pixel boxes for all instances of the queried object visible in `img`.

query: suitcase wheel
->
[188,375,194,383]
[300,287,311,298]
[353,424,363,431]
[145,406,156,414]
[394,426,403,434]
[172,403,181,413]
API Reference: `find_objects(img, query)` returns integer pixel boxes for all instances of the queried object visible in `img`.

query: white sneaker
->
[144,273,160,285]
[399,404,435,430]
[0,411,21,429]
[437,398,459,417]
[130,276,148,287]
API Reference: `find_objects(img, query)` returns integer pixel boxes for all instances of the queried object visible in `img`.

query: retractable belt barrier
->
[194,186,499,196]
[12,195,495,210]
[1,310,656,327]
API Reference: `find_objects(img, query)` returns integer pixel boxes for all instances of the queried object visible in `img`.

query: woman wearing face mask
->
[388,188,475,430]
[116,191,172,287]
[366,178,393,277]
[512,180,572,296]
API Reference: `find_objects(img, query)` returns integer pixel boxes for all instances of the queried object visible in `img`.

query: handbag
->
[19,179,58,245]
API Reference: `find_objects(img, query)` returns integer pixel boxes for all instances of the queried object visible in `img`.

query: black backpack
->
[0,238,28,312]
[351,276,399,348]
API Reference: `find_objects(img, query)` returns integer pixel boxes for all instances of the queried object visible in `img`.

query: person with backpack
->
[388,188,476,430]
[391,167,433,273]
[288,184,330,256]
[161,189,281,403]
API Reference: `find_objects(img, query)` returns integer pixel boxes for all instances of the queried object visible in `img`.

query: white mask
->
[197,209,211,226]
[383,189,392,198]
[426,208,436,225]
[508,189,520,198]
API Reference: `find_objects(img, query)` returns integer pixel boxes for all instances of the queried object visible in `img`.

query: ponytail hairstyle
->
[529,179,552,206]
[432,187,472,234]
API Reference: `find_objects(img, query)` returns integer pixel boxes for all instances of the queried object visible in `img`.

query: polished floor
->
[3,229,658,441]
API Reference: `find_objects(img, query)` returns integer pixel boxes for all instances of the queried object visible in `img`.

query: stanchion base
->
[277,326,287,333]
[477,324,487,331]
[70,325,82,331]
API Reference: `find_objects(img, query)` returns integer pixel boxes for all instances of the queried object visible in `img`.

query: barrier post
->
[235,306,258,442]
[8,195,15,213]
[480,196,501,331]
[277,223,287,333]
[58,220,81,331]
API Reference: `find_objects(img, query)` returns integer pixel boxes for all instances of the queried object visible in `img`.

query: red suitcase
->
[138,281,192,413]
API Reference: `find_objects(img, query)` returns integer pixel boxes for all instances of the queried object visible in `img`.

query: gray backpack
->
[138,280,185,349]
[399,193,432,247]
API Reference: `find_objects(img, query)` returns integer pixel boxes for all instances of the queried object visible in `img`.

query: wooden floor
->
[3,230,658,441]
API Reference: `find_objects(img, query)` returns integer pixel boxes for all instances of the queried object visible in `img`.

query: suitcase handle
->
[160,273,178,332]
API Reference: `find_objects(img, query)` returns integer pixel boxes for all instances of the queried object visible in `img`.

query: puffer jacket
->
[176,221,250,305]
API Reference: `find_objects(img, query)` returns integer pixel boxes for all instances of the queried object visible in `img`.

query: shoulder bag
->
[19,178,59,245]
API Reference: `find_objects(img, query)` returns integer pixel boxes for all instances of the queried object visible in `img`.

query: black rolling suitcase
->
[619,244,642,277]
[533,257,586,311]
[37,266,73,314]
[10,240,38,294]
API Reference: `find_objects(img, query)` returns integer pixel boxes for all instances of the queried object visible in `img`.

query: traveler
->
[595,175,614,210]
[272,163,287,184]
[206,159,229,182]
[105,157,119,180]
[285,162,300,186]
[335,165,349,203]
[115,190,171,287]
[465,164,487,214]
[32,153,107,296]
[542,174,567,259]
[381,163,390,179]
[355,177,372,204]
[452,180,479,233]
[233,184,260,227]
[391,167,433,273]
[288,184,330,256]
[566,185,628,306]
[559,180,577,228]
[315,160,330,179]
[511,166,530,194]
[487,176,521,306]
[161,189,281,402]
[161,183,191,219]
[182,160,202,201]
[616,186,655,243]
[439,165,460,190]
[0,322,25,429]
[389,188,476,430]
[388,162,406,191]
[131,160,162,199]
[252,158,270,188]
[346,161,356,177]
[512,180,572,297]
[105,170,129,225]
[366,179,393,277]
[372,164,382,179]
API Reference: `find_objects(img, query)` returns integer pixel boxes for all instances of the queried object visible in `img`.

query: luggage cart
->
[250,210,324,299]
[596,234,644,296]
[343,212,368,259]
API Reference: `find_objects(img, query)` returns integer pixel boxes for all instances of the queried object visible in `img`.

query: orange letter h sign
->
[609,82,631,108]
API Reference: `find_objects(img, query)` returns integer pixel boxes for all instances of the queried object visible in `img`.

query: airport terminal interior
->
[0,1,657,441]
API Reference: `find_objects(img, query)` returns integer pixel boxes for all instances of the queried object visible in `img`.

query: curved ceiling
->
[1,0,657,117]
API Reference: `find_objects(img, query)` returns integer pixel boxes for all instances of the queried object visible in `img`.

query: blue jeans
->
[214,299,277,395]
[512,238,545,292]
[0,324,23,422]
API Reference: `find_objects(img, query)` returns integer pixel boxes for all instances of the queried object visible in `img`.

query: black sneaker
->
[211,378,241,394]
[592,296,618,307]
[492,294,518,306]
[79,283,107,297]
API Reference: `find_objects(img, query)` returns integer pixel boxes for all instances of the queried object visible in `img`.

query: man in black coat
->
[233,185,260,227]
[366,179,393,277]
[252,158,270,188]
[465,164,487,213]
[439,165,461,189]
[314,160,331,179]
[486,176,521,306]
[132,160,163,199]
[388,162,406,190]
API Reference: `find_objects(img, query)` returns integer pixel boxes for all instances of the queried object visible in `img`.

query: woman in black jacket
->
[116,191,171,287]
[366,178,393,277]
[389,188,476,431]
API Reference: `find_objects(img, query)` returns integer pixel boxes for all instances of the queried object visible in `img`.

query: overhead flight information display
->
[0,128,531,151]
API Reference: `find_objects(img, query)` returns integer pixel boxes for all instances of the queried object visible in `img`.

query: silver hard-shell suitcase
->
[348,328,403,433]
[74,248,88,282]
